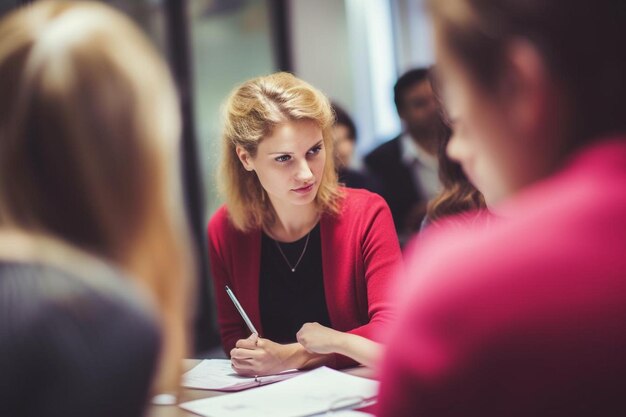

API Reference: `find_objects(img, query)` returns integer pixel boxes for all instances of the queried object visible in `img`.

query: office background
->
[0,0,434,355]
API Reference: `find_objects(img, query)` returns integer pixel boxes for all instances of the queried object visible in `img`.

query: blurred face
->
[237,119,326,211]
[332,124,355,168]
[399,79,440,149]
[437,42,523,206]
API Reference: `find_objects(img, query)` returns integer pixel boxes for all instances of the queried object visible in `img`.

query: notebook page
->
[179,366,379,417]
[182,359,303,391]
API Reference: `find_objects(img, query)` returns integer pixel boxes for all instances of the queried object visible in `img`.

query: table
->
[147,360,375,417]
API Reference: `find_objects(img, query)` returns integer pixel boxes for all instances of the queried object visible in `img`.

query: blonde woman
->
[208,72,401,376]
[0,1,191,413]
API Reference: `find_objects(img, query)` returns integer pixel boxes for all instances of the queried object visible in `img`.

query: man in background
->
[365,68,442,244]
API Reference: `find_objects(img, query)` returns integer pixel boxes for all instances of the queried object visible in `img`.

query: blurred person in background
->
[208,72,401,377]
[331,102,381,193]
[365,68,443,244]
[378,0,626,416]
[0,2,192,416]
[420,72,487,230]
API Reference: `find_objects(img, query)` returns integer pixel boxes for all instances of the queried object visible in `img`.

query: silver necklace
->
[274,232,311,272]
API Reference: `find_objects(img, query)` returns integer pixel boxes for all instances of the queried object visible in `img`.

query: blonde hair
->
[220,72,342,232]
[0,1,192,393]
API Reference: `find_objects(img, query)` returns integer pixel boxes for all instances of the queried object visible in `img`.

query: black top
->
[338,167,383,195]
[364,135,424,235]
[0,260,160,417]
[259,223,331,344]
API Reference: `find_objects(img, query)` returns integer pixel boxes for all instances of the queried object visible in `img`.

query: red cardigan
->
[208,188,401,367]
[377,138,626,417]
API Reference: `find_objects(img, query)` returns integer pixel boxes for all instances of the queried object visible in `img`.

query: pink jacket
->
[378,138,626,417]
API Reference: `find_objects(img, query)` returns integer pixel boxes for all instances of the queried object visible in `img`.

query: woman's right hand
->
[296,322,343,354]
[230,333,300,376]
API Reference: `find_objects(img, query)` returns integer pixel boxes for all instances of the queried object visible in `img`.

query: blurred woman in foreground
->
[0,2,191,415]
[378,0,626,416]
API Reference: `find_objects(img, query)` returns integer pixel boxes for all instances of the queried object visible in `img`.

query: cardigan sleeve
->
[207,208,250,354]
[351,193,400,338]
[332,192,401,368]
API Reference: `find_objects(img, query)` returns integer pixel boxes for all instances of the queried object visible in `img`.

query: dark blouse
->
[259,223,331,344]
[0,260,160,417]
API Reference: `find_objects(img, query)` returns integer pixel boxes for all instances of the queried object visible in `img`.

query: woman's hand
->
[296,322,342,354]
[229,333,299,376]
[297,323,382,367]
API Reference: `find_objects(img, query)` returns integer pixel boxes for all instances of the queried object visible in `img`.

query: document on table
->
[182,359,304,391]
[179,366,379,417]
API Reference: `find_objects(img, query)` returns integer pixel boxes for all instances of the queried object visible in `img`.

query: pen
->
[225,285,259,336]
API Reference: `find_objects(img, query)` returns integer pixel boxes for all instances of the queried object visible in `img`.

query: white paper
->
[179,366,378,417]
[181,359,303,391]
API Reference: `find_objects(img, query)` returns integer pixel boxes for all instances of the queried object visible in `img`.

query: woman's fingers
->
[296,331,307,346]
[231,352,266,376]
[296,322,315,345]
[231,346,257,359]
[231,357,257,376]
[231,336,286,376]
[235,333,259,349]
[231,356,252,367]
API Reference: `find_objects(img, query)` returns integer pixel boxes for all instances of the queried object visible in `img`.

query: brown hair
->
[0,1,192,393]
[425,68,486,225]
[220,72,342,232]
[427,0,626,145]
[426,123,486,224]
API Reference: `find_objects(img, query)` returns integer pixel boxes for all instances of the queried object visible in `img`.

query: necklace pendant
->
[274,231,311,275]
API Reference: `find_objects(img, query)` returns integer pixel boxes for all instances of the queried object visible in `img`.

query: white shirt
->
[399,133,441,201]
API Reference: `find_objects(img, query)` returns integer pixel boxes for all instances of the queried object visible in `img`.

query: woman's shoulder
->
[207,205,235,242]
[339,187,387,208]
[0,260,160,416]
[208,204,230,230]
[207,205,258,246]
[322,188,393,236]
[0,260,158,334]
[337,187,389,217]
